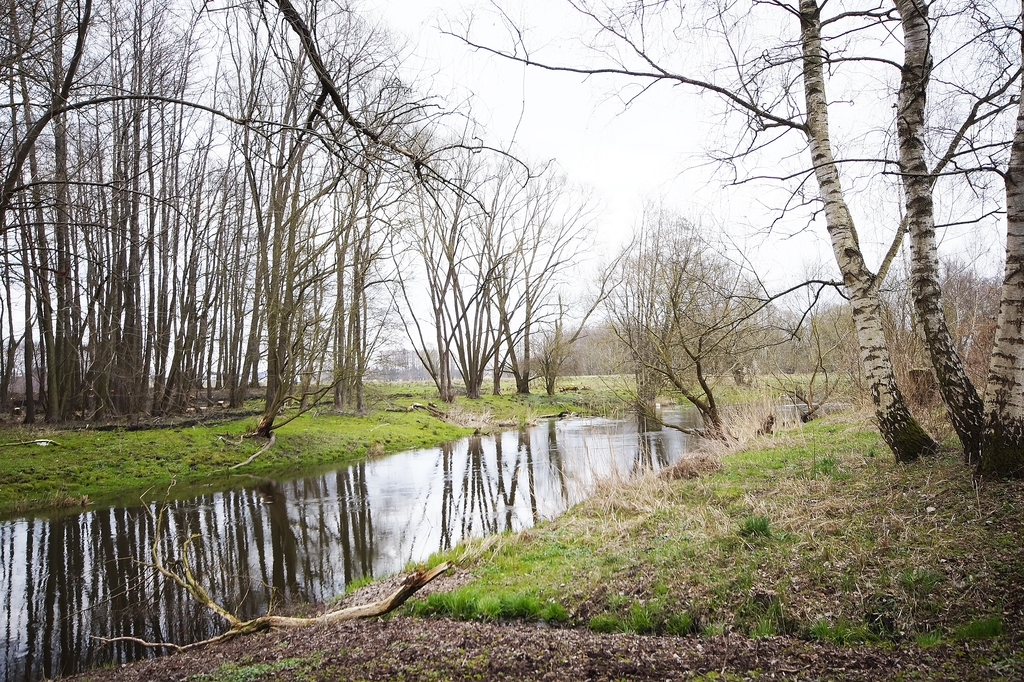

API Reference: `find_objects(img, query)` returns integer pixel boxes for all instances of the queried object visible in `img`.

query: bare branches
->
[270,0,421,162]
[451,30,806,133]
[0,0,92,224]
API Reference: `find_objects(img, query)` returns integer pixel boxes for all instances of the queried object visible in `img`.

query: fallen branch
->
[410,402,448,419]
[654,418,708,438]
[384,402,449,419]
[91,635,186,652]
[230,433,276,470]
[93,625,259,653]
[262,561,452,626]
[121,505,454,655]
[0,439,61,448]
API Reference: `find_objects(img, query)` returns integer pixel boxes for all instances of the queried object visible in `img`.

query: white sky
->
[362,0,1005,288]
[367,0,724,245]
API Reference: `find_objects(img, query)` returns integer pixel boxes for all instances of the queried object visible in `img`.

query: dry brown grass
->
[660,452,723,480]
[440,404,498,431]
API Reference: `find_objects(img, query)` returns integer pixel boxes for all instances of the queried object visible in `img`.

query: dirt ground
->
[64,567,1023,681]
[69,615,1022,682]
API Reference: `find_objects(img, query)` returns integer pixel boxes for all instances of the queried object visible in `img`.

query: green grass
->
[664,611,695,636]
[408,412,1024,646]
[405,587,566,623]
[343,573,376,594]
[0,377,630,516]
[189,653,322,682]
[738,515,772,539]
[955,617,1003,639]
[0,404,472,516]
[808,618,877,645]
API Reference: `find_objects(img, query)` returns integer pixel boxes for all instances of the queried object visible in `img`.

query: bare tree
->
[610,209,773,439]
[0,0,462,437]
[395,149,480,403]
[535,258,618,396]
[769,302,852,422]
[491,165,594,395]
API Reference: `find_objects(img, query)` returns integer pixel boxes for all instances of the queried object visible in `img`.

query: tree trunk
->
[800,0,935,462]
[894,0,985,463]
[20,219,35,423]
[980,16,1024,478]
[517,294,532,394]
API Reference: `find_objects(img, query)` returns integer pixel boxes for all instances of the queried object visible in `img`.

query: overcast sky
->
[367,1,727,243]
[361,0,1004,287]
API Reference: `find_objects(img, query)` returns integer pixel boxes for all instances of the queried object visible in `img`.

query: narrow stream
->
[0,411,700,682]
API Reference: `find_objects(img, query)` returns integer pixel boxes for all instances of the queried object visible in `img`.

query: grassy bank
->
[0,381,600,517]
[409,410,1024,653]
[0,410,471,517]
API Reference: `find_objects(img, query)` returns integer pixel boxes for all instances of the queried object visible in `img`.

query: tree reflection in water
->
[0,412,699,682]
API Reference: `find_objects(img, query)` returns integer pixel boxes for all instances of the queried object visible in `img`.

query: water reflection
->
[0,413,699,682]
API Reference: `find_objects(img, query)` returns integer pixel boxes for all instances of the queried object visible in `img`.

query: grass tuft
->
[408,587,565,623]
[738,514,772,539]
[663,612,695,636]
[588,613,622,633]
[623,602,657,634]
[541,601,569,622]
[343,573,375,594]
[955,617,1003,639]
[807,619,876,645]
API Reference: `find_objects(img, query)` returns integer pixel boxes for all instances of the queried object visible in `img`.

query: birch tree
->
[981,5,1024,476]
[885,0,1023,475]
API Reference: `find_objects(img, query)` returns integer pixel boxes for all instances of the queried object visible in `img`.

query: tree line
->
[0,0,592,435]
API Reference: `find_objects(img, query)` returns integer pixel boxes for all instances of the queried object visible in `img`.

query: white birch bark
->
[893,0,986,463]
[800,0,935,461]
[981,3,1024,477]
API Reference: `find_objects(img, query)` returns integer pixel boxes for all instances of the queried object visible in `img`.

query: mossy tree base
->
[876,404,937,464]
[979,416,1024,479]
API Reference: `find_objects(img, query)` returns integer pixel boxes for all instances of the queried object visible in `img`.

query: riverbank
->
[64,408,1023,681]
[417,411,1023,648]
[0,381,592,517]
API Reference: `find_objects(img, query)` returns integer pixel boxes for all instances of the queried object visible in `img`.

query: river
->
[0,411,700,682]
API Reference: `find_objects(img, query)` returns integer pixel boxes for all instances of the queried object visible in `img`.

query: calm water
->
[0,412,700,682]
